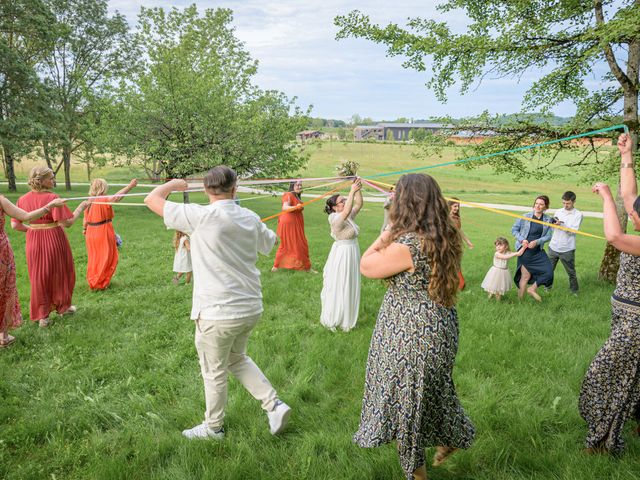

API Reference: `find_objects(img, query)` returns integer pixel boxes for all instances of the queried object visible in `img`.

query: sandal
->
[0,335,16,348]
[432,446,459,467]
[62,306,77,315]
[39,318,50,328]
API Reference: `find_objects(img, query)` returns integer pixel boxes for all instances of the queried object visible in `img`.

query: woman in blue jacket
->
[511,195,554,301]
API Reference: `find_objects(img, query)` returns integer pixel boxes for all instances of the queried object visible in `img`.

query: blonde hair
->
[173,230,187,251]
[89,178,108,197]
[28,167,54,191]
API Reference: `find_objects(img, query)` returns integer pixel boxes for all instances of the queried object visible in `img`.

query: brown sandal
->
[432,446,459,467]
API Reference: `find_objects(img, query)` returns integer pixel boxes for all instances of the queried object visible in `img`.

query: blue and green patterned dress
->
[353,233,475,478]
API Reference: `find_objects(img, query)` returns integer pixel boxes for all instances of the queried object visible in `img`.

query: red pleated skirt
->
[25,227,75,320]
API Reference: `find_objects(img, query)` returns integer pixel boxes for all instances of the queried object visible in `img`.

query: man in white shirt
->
[145,166,290,440]
[548,191,583,294]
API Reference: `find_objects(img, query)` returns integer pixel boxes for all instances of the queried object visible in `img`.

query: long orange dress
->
[273,192,311,270]
[14,191,75,321]
[84,201,118,290]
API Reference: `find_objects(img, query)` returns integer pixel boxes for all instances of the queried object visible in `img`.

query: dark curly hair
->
[385,173,462,307]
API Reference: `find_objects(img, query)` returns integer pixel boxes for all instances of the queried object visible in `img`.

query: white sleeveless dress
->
[481,253,512,295]
[173,236,192,273]
[320,212,361,331]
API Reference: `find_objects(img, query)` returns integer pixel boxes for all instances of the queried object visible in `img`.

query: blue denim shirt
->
[511,212,553,250]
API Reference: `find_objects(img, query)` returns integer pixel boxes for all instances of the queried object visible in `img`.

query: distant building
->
[297,130,324,141]
[354,122,446,141]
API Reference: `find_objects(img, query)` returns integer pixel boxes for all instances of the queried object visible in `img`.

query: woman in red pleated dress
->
[83,178,137,290]
[11,167,87,327]
[272,181,312,272]
[1,194,66,346]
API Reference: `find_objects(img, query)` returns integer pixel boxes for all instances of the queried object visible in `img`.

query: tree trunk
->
[43,140,53,170]
[86,160,91,182]
[3,145,17,192]
[63,144,72,190]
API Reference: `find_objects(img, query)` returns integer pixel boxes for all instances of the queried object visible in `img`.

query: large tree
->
[39,0,134,190]
[336,0,640,281]
[0,0,55,191]
[106,5,309,184]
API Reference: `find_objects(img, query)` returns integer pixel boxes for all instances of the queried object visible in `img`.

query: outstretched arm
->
[593,182,640,255]
[111,179,138,203]
[618,133,637,213]
[1,195,66,223]
[58,202,90,228]
[144,179,189,217]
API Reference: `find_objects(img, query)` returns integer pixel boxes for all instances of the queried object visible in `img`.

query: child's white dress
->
[481,253,512,294]
[173,236,192,273]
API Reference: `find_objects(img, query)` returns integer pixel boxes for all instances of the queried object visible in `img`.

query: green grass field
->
[1,182,639,479]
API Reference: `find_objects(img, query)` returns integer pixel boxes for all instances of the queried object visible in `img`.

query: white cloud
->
[107,1,612,120]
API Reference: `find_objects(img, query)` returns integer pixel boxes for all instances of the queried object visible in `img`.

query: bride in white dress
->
[320,179,363,331]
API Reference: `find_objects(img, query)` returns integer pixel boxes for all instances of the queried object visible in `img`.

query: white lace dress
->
[320,212,361,331]
[481,253,512,295]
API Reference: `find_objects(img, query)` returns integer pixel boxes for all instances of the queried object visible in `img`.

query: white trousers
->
[195,314,278,429]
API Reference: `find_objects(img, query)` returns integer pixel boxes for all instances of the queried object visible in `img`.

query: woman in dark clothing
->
[511,195,554,301]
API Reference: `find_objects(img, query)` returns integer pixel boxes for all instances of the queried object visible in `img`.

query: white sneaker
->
[267,401,291,435]
[181,423,225,440]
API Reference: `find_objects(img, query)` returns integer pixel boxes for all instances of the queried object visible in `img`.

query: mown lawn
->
[1,182,639,480]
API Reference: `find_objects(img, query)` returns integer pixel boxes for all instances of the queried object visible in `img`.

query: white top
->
[548,207,583,253]
[164,200,277,320]
[173,235,192,272]
[328,212,359,241]
[492,254,508,269]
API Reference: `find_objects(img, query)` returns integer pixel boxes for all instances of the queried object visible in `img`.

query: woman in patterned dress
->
[11,167,87,327]
[272,181,312,272]
[1,194,66,347]
[355,173,475,480]
[579,133,640,454]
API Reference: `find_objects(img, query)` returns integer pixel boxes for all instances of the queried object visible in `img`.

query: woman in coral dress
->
[272,181,312,271]
[11,167,87,327]
[1,194,66,346]
[83,178,137,290]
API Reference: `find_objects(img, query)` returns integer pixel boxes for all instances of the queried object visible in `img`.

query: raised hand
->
[129,178,138,188]
[617,133,632,157]
[168,179,189,191]
[592,182,611,198]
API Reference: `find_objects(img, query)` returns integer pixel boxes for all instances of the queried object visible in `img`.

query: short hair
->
[535,195,550,209]
[89,178,108,197]
[204,165,237,194]
[28,166,54,191]
[562,191,576,202]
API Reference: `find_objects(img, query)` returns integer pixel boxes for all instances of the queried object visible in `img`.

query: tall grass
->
[1,186,638,480]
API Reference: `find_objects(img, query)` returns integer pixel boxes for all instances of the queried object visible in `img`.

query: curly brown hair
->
[386,174,462,307]
[173,230,187,251]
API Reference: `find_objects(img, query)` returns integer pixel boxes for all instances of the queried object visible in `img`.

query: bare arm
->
[495,246,526,260]
[337,180,361,222]
[111,179,138,203]
[593,182,640,255]
[144,179,188,217]
[460,228,473,249]
[360,231,414,279]
[618,133,637,213]
[1,195,66,222]
[351,179,363,216]
[58,202,90,228]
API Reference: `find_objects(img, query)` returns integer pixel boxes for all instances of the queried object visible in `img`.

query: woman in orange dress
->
[83,178,137,290]
[11,167,87,327]
[272,181,312,271]
[1,194,66,346]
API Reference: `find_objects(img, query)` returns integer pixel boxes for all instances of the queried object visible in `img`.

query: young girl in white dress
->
[172,230,192,284]
[481,237,525,300]
[320,179,363,331]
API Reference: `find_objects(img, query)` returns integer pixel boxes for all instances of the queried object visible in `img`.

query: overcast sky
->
[108,1,609,121]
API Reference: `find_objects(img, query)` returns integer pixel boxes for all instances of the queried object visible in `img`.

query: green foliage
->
[107,5,309,180]
[335,160,359,177]
[0,0,56,190]
[2,187,640,479]
[40,0,135,189]
[335,0,640,174]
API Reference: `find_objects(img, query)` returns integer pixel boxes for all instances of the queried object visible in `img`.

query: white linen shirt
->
[164,199,277,320]
[548,207,583,253]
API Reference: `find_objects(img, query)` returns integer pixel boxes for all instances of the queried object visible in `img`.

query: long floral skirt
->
[578,301,640,454]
